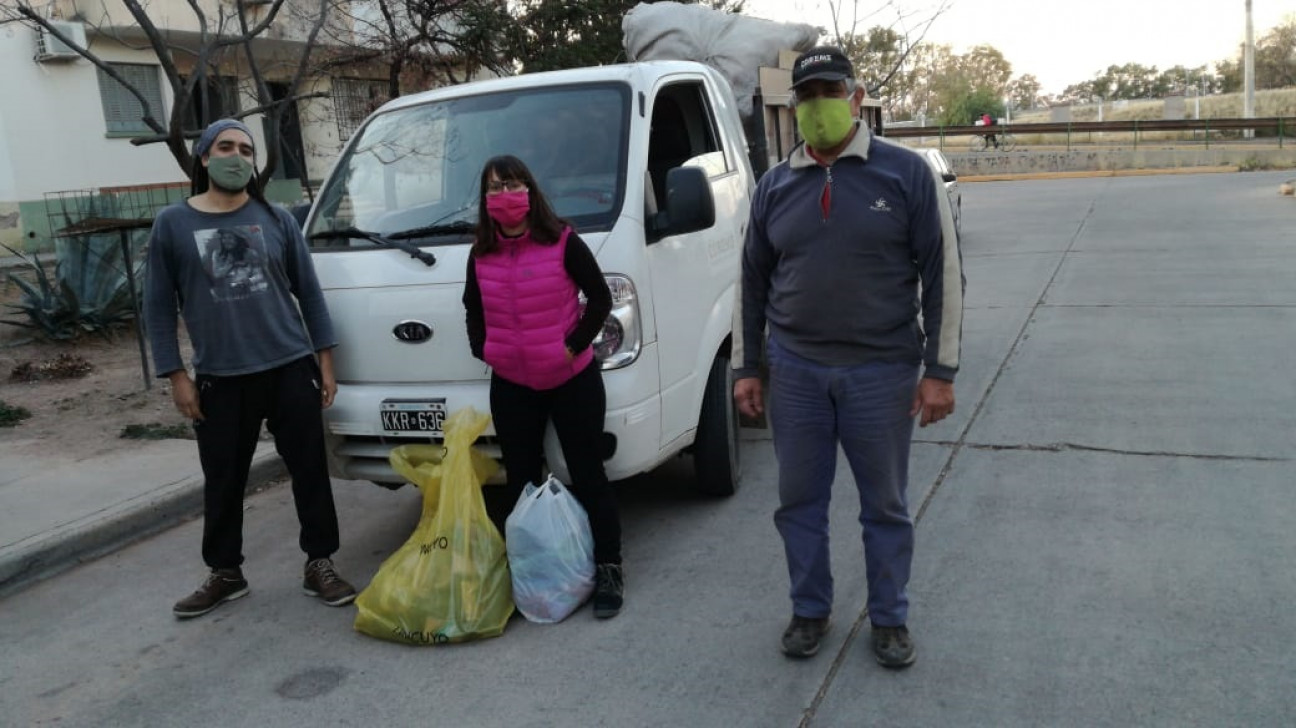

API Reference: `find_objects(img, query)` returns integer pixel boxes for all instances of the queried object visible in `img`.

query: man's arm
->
[143,213,185,379]
[317,346,337,409]
[142,212,203,420]
[910,157,964,426]
[279,207,338,351]
[733,184,776,418]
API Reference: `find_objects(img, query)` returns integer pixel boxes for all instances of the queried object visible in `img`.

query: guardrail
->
[886,117,1294,150]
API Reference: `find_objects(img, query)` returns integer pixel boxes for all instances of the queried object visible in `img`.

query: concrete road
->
[2,170,1294,727]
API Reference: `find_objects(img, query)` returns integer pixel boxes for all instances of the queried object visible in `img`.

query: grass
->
[120,422,194,440]
[0,399,32,427]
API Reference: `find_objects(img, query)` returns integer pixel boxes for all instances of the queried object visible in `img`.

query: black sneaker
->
[592,563,624,619]
[871,624,916,669]
[173,568,249,619]
[781,615,830,658]
[303,558,357,607]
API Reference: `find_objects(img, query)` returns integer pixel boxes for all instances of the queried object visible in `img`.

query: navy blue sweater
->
[144,199,336,377]
[735,123,963,381]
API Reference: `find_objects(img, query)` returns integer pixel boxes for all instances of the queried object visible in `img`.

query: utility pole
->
[1244,0,1255,137]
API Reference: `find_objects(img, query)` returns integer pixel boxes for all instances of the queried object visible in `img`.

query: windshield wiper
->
[387,220,476,240]
[308,227,437,267]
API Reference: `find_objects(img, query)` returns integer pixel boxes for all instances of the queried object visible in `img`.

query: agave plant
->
[2,236,143,341]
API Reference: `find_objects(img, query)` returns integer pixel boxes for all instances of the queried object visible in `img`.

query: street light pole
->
[1244,0,1256,137]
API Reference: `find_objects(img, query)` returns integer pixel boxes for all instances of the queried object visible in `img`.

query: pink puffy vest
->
[475,226,595,390]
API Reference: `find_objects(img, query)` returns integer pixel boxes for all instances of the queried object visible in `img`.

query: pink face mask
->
[486,190,530,229]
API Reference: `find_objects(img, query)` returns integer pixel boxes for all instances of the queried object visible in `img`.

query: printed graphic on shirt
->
[194,225,270,302]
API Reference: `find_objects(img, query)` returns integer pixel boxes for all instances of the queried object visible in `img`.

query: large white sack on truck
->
[622,1,820,118]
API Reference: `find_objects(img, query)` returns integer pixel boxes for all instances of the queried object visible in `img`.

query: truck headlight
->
[584,274,640,370]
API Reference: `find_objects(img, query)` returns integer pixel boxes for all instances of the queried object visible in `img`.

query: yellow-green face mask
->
[796,97,854,150]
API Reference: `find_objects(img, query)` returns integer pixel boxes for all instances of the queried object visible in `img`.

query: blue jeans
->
[767,336,919,627]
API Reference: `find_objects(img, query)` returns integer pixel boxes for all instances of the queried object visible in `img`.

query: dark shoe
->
[592,563,624,619]
[303,558,357,607]
[871,624,916,669]
[781,615,830,658]
[173,568,249,619]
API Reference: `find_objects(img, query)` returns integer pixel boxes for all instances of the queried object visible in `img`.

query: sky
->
[739,0,1295,95]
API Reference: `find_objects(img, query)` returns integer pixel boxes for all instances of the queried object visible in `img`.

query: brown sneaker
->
[173,568,249,619]
[871,624,916,669]
[781,614,830,658]
[303,558,357,606]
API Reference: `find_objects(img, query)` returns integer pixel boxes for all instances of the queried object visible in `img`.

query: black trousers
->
[490,361,622,565]
[193,355,340,569]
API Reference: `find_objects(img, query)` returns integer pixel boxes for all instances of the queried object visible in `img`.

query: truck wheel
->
[694,351,740,496]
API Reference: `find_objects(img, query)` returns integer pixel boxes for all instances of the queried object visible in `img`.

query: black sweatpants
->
[490,361,622,565]
[193,355,340,569]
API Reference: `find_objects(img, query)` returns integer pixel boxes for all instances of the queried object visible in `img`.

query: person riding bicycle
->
[978,113,999,149]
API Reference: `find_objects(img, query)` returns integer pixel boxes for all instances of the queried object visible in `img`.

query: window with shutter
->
[97,63,165,135]
[333,78,387,141]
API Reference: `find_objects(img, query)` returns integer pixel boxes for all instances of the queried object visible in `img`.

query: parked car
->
[303,61,756,497]
[919,147,961,237]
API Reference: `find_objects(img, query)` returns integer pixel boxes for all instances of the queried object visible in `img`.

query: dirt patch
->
[1,276,197,460]
[0,327,193,461]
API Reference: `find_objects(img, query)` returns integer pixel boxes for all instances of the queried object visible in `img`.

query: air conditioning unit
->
[34,20,86,63]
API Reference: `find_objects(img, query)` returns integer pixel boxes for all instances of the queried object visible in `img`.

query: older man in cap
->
[144,118,356,619]
[733,46,963,668]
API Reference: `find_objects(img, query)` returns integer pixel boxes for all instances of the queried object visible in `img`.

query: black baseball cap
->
[791,46,854,89]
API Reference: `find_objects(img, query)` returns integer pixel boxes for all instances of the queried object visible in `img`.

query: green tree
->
[920,44,1011,125]
[1093,62,1161,100]
[1255,18,1296,88]
[1007,74,1042,110]
[841,26,908,119]
[939,87,1003,127]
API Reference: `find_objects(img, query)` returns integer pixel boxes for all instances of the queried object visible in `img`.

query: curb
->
[960,165,1240,183]
[0,452,286,599]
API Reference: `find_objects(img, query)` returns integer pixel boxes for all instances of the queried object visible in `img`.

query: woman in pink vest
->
[462,155,623,618]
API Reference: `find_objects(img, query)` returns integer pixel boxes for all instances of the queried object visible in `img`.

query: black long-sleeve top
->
[463,231,613,361]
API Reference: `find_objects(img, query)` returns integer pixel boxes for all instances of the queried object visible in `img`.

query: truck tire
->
[693,351,740,496]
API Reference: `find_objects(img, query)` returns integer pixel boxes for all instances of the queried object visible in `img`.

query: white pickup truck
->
[304,61,755,496]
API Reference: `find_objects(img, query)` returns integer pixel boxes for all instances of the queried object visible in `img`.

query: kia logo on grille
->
[392,320,433,343]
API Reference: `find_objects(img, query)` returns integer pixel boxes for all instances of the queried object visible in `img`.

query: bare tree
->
[825,0,953,98]
[3,0,332,185]
[314,0,518,102]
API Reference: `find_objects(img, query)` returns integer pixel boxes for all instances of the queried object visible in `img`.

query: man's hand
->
[734,377,764,419]
[168,370,203,421]
[910,377,954,427]
[318,349,338,409]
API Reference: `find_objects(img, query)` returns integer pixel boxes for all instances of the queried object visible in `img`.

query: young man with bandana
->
[144,118,357,619]
[733,47,963,668]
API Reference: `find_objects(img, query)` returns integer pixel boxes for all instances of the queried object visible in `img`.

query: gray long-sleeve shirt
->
[734,123,963,381]
[143,199,336,377]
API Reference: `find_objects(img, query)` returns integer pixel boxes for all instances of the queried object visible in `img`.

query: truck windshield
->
[307,83,630,249]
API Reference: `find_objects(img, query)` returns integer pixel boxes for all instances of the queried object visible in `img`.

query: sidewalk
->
[0,438,284,597]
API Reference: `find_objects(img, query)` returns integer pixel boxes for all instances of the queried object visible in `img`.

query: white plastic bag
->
[622,1,820,118]
[505,475,596,623]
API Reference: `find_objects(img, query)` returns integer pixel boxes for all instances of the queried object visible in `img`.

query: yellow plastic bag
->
[354,407,514,644]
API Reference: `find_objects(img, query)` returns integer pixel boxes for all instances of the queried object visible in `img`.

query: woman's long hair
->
[472,155,566,257]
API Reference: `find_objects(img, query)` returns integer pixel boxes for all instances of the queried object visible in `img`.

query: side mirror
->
[942,171,957,183]
[649,166,715,242]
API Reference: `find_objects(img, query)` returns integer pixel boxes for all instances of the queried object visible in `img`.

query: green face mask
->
[207,155,255,192]
[795,97,854,151]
